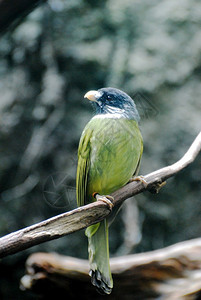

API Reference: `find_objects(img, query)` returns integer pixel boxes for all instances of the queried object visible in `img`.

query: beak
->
[84,90,102,103]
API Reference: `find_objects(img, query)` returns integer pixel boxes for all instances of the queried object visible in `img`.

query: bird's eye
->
[106,95,112,100]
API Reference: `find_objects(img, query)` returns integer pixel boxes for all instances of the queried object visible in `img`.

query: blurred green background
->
[0,0,200,298]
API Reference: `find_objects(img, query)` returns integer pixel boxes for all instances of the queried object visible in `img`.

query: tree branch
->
[20,237,201,299]
[0,131,200,258]
[0,0,45,34]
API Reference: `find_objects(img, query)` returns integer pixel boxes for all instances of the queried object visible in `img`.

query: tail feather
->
[85,219,113,294]
[90,270,112,295]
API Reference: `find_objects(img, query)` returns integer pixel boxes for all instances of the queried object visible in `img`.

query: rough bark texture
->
[21,238,201,299]
[0,202,110,258]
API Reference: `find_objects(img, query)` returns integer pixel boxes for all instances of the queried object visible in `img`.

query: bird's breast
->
[87,116,142,196]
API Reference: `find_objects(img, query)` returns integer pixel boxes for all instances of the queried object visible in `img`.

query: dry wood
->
[0,131,200,259]
[0,202,111,258]
[20,237,201,299]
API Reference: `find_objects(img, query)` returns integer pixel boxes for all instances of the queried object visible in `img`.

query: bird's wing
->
[76,126,93,207]
[133,136,143,176]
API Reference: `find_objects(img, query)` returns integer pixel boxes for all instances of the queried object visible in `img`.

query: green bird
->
[76,87,143,294]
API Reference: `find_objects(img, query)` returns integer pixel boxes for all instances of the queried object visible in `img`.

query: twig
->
[0,131,200,258]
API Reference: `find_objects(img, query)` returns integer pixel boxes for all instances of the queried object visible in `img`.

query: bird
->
[76,87,143,294]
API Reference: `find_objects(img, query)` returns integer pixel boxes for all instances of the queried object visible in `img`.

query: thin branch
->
[0,131,200,258]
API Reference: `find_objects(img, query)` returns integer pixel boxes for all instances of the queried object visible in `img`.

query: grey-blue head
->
[84,87,140,122]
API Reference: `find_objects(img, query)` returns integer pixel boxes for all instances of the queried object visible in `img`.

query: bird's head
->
[84,87,140,121]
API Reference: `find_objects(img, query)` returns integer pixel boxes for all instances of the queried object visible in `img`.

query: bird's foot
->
[93,193,114,210]
[129,175,148,188]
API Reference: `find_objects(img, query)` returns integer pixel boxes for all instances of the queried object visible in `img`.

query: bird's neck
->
[93,113,123,120]
[94,105,140,121]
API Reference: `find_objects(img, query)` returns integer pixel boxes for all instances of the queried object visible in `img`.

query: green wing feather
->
[76,121,113,294]
[76,117,143,295]
[76,126,93,207]
[133,137,143,176]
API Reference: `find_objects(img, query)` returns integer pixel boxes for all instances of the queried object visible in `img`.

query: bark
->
[20,237,201,299]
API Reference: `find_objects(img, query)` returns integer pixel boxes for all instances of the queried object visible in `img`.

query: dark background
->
[0,0,200,298]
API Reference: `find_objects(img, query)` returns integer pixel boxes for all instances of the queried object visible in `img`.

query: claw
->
[129,175,148,188]
[93,193,114,210]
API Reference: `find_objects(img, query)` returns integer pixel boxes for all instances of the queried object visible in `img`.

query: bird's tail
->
[85,219,113,294]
